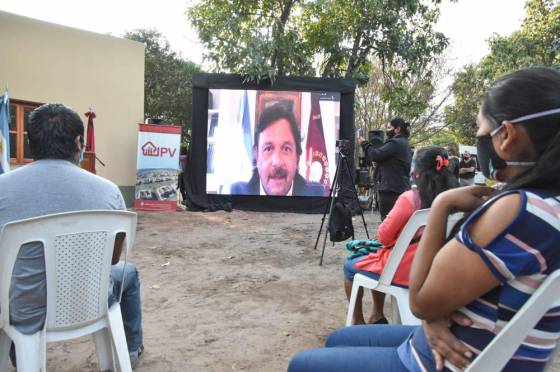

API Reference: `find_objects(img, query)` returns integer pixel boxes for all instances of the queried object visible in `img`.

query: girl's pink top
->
[354,189,422,286]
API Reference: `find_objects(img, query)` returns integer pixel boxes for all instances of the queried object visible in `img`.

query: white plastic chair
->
[0,210,137,372]
[346,209,463,326]
[465,269,560,371]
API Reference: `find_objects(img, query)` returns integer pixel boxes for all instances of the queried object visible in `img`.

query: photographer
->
[360,117,412,220]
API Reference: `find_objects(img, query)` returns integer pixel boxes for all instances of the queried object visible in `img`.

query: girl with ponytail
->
[343,146,458,325]
[289,66,560,372]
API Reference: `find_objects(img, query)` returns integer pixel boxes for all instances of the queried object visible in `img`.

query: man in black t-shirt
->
[459,150,477,186]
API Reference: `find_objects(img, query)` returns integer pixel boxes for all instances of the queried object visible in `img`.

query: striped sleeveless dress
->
[398,189,560,372]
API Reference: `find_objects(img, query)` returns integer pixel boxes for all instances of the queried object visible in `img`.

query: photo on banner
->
[135,124,182,211]
[206,89,340,197]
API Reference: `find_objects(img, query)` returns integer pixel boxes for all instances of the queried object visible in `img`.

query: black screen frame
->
[186,73,356,213]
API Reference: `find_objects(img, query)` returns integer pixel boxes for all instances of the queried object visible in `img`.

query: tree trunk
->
[345,28,363,78]
[270,0,297,76]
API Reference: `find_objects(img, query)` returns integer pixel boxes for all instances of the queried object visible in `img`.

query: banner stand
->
[135,123,182,211]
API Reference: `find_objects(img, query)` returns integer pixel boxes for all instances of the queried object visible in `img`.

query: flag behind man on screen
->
[0,91,10,174]
[305,93,329,188]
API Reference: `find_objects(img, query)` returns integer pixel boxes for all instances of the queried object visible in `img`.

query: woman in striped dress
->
[289,67,560,372]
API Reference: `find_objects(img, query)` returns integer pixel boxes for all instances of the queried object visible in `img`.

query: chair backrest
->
[0,210,137,332]
[466,269,560,371]
[378,209,463,286]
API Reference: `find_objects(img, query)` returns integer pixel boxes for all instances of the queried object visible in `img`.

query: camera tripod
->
[314,151,370,265]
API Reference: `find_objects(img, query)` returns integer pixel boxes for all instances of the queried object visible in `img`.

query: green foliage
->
[355,54,453,146]
[303,0,448,82]
[124,29,202,138]
[444,0,560,144]
[428,128,456,147]
[188,0,448,83]
[189,0,314,82]
[444,65,486,145]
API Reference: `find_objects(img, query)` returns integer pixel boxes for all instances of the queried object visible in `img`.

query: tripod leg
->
[319,185,338,265]
[342,156,370,239]
[313,163,339,250]
[318,154,344,265]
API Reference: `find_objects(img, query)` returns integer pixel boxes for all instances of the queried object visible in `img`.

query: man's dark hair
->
[254,103,302,159]
[27,104,84,160]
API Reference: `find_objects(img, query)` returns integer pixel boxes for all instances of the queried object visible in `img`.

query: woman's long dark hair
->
[390,117,411,137]
[414,146,459,209]
[481,66,560,193]
[447,67,560,239]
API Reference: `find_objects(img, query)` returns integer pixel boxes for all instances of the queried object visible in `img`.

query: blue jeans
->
[343,256,381,282]
[109,261,143,352]
[288,325,415,372]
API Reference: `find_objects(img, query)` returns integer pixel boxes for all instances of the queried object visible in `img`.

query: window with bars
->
[9,100,42,165]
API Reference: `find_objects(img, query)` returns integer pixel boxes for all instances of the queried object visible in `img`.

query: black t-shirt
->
[459,157,476,179]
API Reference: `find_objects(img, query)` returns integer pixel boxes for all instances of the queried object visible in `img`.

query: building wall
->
[0,11,144,206]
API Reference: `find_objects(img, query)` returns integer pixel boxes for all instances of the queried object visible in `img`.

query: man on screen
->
[231,103,325,196]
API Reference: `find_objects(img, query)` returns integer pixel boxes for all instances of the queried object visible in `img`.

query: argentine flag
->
[0,92,10,174]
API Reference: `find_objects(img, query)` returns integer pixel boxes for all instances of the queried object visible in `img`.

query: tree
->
[302,0,448,83]
[355,53,453,145]
[124,29,202,141]
[443,64,486,145]
[428,128,456,147]
[189,0,314,82]
[444,0,560,144]
[188,0,448,83]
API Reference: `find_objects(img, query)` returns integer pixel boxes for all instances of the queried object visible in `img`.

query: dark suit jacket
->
[231,171,325,196]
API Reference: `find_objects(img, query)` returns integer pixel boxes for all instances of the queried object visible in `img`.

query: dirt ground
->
[8,207,560,372]
[6,208,377,371]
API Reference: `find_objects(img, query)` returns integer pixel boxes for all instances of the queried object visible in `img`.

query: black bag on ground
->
[329,201,354,242]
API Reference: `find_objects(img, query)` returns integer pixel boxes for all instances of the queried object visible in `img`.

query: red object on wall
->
[84,111,96,152]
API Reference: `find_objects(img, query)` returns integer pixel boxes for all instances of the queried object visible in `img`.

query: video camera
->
[356,130,385,187]
[336,139,352,155]
[367,130,385,148]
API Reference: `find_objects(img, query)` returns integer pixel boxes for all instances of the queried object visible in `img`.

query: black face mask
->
[386,129,395,139]
[477,107,560,180]
[477,128,538,180]
[476,134,507,179]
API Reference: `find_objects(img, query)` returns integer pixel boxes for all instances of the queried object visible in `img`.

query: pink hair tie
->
[435,155,449,172]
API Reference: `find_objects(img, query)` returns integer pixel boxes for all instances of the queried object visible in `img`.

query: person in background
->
[458,149,477,186]
[0,104,144,368]
[288,66,560,372]
[360,117,412,221]
[344,146,458,325]
[446,142,461,181]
